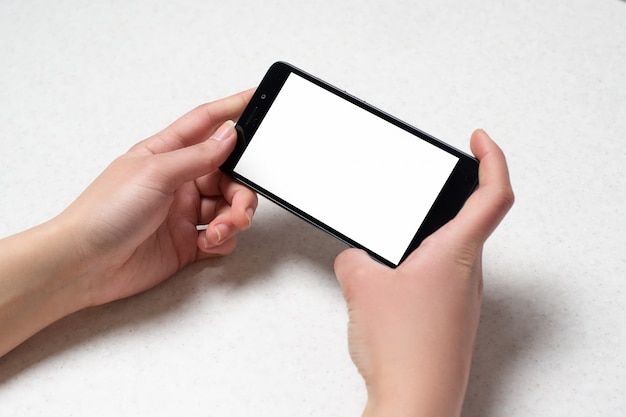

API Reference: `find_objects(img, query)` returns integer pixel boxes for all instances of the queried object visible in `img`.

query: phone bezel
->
[221,61,479,268]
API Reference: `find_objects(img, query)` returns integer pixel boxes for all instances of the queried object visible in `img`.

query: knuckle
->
[497,184,516,212]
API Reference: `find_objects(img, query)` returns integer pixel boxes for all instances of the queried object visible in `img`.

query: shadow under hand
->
[461,271,568,417]
[0,203,346,383]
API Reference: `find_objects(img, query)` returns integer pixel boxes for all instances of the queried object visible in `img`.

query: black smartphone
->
[222,62,478,268]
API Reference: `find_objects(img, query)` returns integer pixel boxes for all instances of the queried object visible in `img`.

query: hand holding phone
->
[222,62,478,267]
[333,128,514,416]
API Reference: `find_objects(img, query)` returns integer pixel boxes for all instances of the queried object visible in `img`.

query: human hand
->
[57,89,258,308]
[334,129,514,417]
[0,90,258,357]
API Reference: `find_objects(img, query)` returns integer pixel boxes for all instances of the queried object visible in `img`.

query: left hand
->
[58,89,257,308]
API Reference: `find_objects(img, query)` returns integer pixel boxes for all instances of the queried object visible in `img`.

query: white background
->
[1,1,625,416]
[236,73,459,265]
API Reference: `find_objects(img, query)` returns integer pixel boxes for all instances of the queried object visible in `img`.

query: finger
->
[448,129,514,246]
[198,197,223,226]
[334,248,387,298]
[200,194,257,247]
[193,170,224,197]
[196,234,239,258]
[194,171,255,207]
[134,88,254,154]
[218,175,258,227]
[198,184,256,225]
[151,120,238,194]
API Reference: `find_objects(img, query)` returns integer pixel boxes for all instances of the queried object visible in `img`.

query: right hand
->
[334,129,514,417]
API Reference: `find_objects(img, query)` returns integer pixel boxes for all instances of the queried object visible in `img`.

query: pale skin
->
[335,128,514,417]
[0,89,513,417]
[0,89,259,357]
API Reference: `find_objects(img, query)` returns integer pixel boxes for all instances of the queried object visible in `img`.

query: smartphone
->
[221,62,478,268]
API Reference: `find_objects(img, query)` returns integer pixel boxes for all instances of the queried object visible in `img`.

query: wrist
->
[363,389,465,417]
[38,216,94,311]
[0,217,90,356]
[363,381,427,417]
[361,361,470,417]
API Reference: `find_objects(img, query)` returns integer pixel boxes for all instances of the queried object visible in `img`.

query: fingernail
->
[210,120,235,141]
[245,207,254,227]
[203,235,209,249]
[213,224,229,243]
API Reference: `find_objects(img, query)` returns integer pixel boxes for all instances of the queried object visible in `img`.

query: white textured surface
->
[1,0,625,415]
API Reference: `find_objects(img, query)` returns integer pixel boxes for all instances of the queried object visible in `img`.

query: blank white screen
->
[235,74,459,265]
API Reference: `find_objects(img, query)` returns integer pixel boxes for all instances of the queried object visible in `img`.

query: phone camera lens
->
[260,94,267,99]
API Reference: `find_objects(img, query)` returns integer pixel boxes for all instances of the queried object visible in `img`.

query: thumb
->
[446,129,514,248]
[153,120,237,192]
[334,248,387,298]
